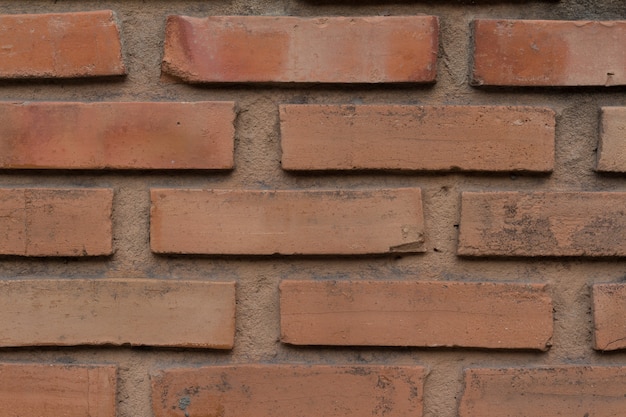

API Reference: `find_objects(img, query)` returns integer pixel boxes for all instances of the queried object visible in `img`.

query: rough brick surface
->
[162,15,438,83]
[0,363,116,417]
[151,188,425,255]
[0,11,125,79]
[0,102,235,169]
[458,192,626,257]
[592,283,626,351]
[151,365,425,417]
[280,280,553,350]
[460,366,626,417]
[280,105,555,172]
[0,188,112,256]
[597,107,626,172]
[472,19,626,86]
[2,1,625,416]
[0,279,235,348]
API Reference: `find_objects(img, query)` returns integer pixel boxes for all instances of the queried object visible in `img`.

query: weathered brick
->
[460,366,626,417]
[151,188,425,255]
[280,280,552,350]
[151,365,425,417]
[162,15,438,83]
[0,11,125,79]
[597,107,626,172]
[280,105,554,172]
[0,279,235,348]
[0,188,112,256]
[472,19,626,86]
[592,283,626,351]
[0,102,235,169]
[0,363,116,417]
[458,192,626,257]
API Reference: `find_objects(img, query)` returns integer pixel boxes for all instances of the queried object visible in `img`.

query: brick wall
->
[0,1,624,416]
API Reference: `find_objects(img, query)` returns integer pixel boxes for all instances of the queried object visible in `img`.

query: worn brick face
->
[460,366,626,417]
[0,102,235,169]
[0,11,125,79]
[0,279,235,348]
[458,192,626,257]
[0,363,116,417]
[150,188,425,255]
[162,15,438,83]
[280,280,553,350]
[0,188,112,256]
[592,283,626,351]
[597,107,626,172]
[472,19,626,86]
[280,105,555,172]
[151,365,425,417]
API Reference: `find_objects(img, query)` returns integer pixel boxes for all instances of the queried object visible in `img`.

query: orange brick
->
[151,365,425,417]
[280,280,552,350]
[0,363,116,417]
[0,279,235,348]
[0,102,235,169]
[472,20,626,86]
[162,15,438,83]
[0,11,125,79]
[0,188,112,256]
[592,283,626,351]
[460,366,626,416]
[458,192,626,257]
[151,188,425,255]
[597,107,626,172]
[280,105,554,172]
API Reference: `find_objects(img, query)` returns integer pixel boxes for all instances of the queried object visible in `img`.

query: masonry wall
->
[0,1,625,416]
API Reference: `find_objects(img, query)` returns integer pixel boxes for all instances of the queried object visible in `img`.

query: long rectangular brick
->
[0,279,235,348]
[0,188,112,256]
[472,19,626,86]
[597,107,626,172]
[151,365,425,417]
[151,188,425,255]
[280,280,552,350]
[592,283,626,350]
[0,363,116,417]
[0,102,235,169]
[280,105,554,172]
[460,366,626,417]
[162,15,438,83]
[0,11,125,78]
[458,192,626,257]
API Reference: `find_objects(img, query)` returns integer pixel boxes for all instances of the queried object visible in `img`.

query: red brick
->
[151,365,425,417]
[0,363,116,417]
[151,188,425,255]
[460,366,626,417]
[597,107,626,172]
[280,105,554,172]
[0,279,235,348]
[162,15,438,83]
[0,11,125,79]
[0,188,112,256]
[280,280,552,350]
[472,19,626,86]
[458,192,626,257]
[592,283,626,351]
[0,102,235,169]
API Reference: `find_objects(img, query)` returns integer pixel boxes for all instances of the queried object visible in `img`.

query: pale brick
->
[0,279,235,348]
[151,188,425,255]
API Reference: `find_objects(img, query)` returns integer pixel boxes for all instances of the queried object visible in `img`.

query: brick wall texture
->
[0,1,624,416]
